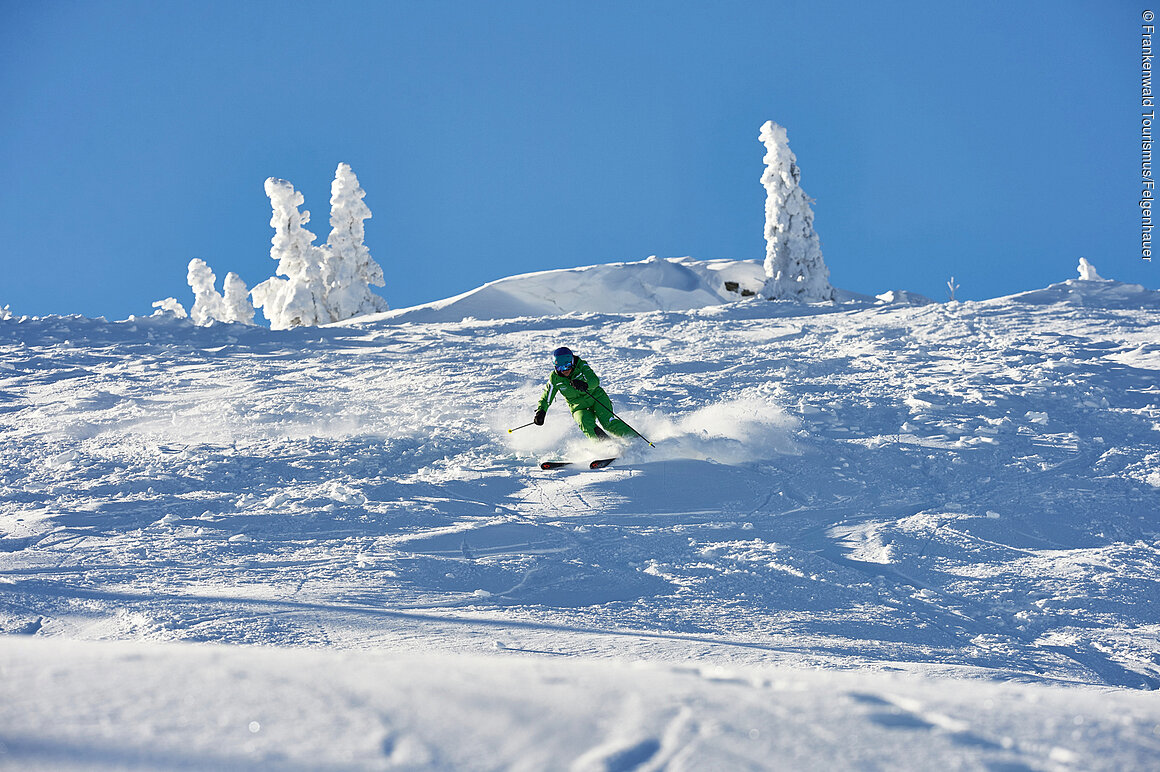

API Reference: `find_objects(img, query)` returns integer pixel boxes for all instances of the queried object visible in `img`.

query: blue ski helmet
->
[552,346,575,372]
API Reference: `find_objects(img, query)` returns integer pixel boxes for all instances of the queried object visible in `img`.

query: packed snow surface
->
[2,269,1160,769]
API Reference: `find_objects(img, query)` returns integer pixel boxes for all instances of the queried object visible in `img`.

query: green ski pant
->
[571,396,635,441]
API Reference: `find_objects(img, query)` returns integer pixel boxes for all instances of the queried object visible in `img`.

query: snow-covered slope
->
[5,636,1158,771]
[2,272,1160,769]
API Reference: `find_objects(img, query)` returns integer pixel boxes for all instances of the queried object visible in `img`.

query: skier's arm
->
[572,360,599,391]
[537,377,560,413]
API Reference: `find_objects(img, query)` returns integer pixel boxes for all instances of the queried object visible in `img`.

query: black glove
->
[533,409,546,426]
[571,378,589,392]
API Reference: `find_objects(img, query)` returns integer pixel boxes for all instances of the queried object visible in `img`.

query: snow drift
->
[350,255,767,324]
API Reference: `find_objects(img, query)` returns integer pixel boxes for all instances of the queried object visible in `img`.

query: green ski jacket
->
[537,357,608,413]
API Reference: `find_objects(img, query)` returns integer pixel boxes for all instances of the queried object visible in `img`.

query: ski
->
[537,458,616,470]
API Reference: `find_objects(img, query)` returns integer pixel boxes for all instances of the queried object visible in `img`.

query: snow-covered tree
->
[187,258,227,325]
[323,163,388,320]
[248,166,388,328]
[251,178,331,329]
[187,258,256,326]
[759,121,835,302]
[222,271,256,325]
[947,276,960,302]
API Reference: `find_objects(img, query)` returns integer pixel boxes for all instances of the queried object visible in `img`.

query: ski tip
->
[588,457,617,469]
[539,461,571,470]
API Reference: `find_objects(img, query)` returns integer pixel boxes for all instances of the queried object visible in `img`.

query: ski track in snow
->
[2,283,1160,768]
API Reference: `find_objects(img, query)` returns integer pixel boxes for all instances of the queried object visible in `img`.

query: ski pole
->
[507,421,537,434]
[614,412,654,448]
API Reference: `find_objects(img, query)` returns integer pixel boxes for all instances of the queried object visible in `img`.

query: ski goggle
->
[554,354,574,372]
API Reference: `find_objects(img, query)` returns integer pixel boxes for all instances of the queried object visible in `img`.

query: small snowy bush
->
[1077,257,1106,281]
[151,298,188,319]
[759,121,835,302]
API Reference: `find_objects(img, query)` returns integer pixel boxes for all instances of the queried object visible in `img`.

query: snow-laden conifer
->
[187,259,227,326]
[222,272,256,325]
[323,163,388,320]
[187,259,256,326]
[251,178,331,329]
[759,121,835,302]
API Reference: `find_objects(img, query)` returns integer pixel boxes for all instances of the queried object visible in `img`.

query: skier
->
[533,347,636,442]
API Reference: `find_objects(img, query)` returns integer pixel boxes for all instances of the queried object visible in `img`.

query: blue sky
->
[1,1,1146,319]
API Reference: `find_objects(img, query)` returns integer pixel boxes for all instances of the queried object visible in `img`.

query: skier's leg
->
[572,408,601,440]
[592,399,635,439]
[606,417,635,438]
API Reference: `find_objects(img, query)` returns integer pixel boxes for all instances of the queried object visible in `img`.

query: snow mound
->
[1005,279,1160,309]
[875,289,935,306]
[348,256,767,324]
[1002,258,1160,308]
